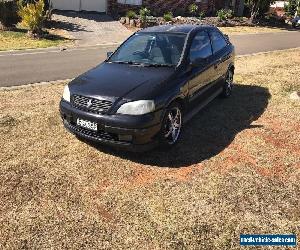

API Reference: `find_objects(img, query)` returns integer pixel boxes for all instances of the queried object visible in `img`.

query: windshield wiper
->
[144,63,175,68]
[110,61,174,67]
[111,61,142,65]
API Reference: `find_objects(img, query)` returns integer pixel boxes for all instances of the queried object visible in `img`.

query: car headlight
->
[117,100,155,115]
[62,85,70,102]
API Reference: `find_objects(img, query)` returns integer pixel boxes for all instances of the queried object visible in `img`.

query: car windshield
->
[108,32,187,67]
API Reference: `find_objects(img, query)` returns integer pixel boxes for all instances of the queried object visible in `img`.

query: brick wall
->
[108,0,216,17]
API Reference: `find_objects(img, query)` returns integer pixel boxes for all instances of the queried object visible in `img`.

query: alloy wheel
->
[163,106,182,145]
[225,70,234,97]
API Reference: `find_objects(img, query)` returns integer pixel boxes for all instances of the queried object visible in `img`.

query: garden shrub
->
[217,9,233,21]
[198,11,205,20]
[126,10,137,19]
[18,0,46,35]
[163,12,173,22]
[188,3,198,16]
[139,7,151,23]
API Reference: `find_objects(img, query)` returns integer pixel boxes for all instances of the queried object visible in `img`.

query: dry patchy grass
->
[0,29,71,51]
[0,49,300,249]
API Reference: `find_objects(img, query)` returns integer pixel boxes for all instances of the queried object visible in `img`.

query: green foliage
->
[163,12,173,22]
[139,7,151,22]
[217,9,233,21]
[245,0,276,21]
[188,3,198,16]
[17,0,45,34]
[126,10,137,19]
[198,11,205,20]
[284,0,298,17]
[0,0,19,28]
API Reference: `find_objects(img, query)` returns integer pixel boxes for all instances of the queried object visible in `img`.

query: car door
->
[187,30,215,102]
[209,29,232,89]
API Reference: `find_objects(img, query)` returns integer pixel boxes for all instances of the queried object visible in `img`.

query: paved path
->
[0,31,300,88]
[52,11,133,46]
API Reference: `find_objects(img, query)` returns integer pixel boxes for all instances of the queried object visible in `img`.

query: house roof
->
[139,25,213,34]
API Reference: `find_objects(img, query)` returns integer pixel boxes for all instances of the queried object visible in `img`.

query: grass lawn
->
[0,29,71,51]
[219,25,293,35]
[0,49,299,249]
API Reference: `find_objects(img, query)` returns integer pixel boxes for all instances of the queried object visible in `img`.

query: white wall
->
[51,0,81,11]
[50,0,107,12]
[81,0,107,12]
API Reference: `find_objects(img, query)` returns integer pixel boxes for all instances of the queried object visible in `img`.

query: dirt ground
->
[0,49,299,249]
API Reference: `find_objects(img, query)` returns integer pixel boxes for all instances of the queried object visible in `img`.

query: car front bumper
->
[60,100,163,151]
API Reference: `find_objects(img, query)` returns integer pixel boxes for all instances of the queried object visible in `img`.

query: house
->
[270,1,288,16]
[50,0,245,17]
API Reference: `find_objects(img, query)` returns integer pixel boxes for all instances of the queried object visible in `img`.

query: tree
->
[246,0,275,22]
[0,0,19,29]
[285,0,298,17]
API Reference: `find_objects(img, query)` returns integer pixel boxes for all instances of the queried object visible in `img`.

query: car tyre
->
[221,69,234,98]
[159,102,183,148]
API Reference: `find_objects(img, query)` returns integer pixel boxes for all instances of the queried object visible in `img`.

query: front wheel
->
[159,103,183,147]
[221,70,234,98]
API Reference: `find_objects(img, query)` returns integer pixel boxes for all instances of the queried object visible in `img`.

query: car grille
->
[71,95,113,114]
[66,122,119,142]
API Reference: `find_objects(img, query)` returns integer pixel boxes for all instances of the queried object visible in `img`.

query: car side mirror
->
[107,52,113,58]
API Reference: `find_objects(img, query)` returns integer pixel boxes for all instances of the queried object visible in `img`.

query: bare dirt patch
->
[0,49,299,249]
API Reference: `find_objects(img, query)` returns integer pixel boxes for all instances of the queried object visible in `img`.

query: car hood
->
[69,62,175,101]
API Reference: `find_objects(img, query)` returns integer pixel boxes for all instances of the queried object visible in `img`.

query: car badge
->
[87,99,93,108]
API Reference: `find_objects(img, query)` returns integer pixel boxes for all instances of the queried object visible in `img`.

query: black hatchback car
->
[60,25,235,151]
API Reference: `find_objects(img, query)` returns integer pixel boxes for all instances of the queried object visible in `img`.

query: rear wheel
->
[221,69,234,98]
[159,103,182,147]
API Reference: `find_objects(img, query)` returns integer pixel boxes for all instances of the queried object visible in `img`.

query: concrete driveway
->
[1,31,300,87]
[52,11,133,46]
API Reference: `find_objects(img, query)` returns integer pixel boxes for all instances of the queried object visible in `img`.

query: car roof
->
[139,24,215,34]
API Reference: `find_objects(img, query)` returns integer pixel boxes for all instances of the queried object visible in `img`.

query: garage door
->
[81,0,106,12]
[51,0,81,11]
[50,0,107,12]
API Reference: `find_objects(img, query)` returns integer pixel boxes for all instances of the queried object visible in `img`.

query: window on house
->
[189,31,212,61]
[117,0,142,5]
[210,30,227,54]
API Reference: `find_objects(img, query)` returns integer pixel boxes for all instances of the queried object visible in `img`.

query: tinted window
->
[210,30,227,54]
[189,31,212,61]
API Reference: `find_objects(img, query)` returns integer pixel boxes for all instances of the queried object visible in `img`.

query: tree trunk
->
[250,1,259,23]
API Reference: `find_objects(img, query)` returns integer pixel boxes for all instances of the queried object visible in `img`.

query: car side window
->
[189,31,212,62]
[210,30,227,54]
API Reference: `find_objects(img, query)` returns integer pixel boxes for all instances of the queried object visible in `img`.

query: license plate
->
[76,118,98,131]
